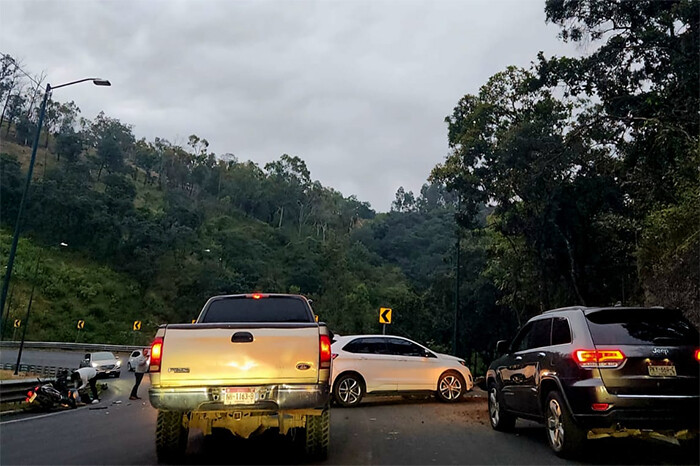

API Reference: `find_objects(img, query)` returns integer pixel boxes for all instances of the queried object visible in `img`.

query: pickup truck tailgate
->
[159,325,320,387]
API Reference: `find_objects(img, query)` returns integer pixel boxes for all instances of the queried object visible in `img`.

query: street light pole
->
[0,78,110,334]
[13,255,40,375]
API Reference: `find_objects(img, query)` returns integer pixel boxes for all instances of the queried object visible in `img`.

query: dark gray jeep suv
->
[486,306,699,457]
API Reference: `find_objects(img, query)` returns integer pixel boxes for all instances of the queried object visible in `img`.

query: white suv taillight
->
[573,349,625,368]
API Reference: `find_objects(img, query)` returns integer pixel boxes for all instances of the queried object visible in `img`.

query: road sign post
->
[76,319,85,343]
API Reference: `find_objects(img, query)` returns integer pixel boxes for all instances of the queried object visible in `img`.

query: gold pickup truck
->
[148,293,332,462]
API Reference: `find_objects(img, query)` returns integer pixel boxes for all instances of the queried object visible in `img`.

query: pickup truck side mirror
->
[496,340,510,355]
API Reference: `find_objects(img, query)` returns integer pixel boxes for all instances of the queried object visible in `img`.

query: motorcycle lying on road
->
[25,371,80,410]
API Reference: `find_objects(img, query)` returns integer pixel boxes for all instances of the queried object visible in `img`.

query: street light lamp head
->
[92,79,111,86]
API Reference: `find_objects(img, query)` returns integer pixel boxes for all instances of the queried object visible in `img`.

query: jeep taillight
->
[573,349,625,368]
[320,335,331,369]
[695,349,700,362]
[150,337,163,372]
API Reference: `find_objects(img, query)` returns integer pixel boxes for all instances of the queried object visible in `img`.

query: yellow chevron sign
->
[133,320,142,331]
[379,308,392,324]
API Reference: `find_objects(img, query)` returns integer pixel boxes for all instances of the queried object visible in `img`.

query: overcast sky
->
[1,0,579,211]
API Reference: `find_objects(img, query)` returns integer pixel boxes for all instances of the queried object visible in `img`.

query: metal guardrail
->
[0,341,144,353]
[0,374,60,404]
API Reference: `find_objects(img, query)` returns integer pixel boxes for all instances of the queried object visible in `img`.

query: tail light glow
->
[694,349,699,362]
[150,337,163,372]
[250,293,267,300]
[574,349,626,368]
[320,335,332,369]
[591,403,611,411]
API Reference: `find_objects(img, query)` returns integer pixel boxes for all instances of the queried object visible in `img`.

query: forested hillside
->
[1,0,697,373]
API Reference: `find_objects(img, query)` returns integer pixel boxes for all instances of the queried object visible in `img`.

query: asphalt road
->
[1,376,697,465]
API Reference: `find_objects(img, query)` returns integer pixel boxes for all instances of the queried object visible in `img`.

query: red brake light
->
[250,293,266,300]
[573,349,625,368]
[591,403,611,411]
[27,391,33,397]
[320,335,331,369]
[695,349,700,362]
[150,337,163,372]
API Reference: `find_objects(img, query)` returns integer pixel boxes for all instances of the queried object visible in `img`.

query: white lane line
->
[0,407,86,425]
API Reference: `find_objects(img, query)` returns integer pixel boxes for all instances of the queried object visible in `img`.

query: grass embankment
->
[0,230,156,345]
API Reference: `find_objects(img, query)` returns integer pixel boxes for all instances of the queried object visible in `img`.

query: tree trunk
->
[0,95,9,129]
[556,224,586,305]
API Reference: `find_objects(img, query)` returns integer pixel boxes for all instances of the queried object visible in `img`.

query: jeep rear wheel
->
[156,410,188,463]
[304,408,330,460]
[545,391,585,458]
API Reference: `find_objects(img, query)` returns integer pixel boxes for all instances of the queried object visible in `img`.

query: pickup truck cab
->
[149,293,332,462]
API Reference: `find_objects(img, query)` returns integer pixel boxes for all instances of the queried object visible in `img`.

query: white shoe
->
[91,399,100,404]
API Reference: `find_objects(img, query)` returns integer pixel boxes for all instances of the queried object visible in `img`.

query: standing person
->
[71,366,100,404]
[129,348,150,400]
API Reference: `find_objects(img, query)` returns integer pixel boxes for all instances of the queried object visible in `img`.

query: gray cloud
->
[1,0,578,211]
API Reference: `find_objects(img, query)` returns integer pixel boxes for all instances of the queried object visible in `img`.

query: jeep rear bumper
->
[149,384,330,412]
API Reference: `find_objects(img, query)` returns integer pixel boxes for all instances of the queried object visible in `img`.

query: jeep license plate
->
[648,365,676,377]
[224,388,256,405]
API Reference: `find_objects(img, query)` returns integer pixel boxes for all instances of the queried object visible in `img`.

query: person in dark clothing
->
[129,348,150,400]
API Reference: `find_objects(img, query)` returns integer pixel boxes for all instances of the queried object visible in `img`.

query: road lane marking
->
[0,407,86,425]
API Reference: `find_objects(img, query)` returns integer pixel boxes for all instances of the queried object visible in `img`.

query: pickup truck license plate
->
[224,388,256,405]
[648,365,676,377]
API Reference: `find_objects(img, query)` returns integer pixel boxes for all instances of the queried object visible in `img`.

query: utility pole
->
[452,197,461,356]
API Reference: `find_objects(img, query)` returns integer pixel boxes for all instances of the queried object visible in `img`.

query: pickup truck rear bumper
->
[149,384,330,412]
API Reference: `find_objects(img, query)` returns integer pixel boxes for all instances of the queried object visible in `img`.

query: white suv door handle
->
[538,352,546,358]
[515,356,522,361]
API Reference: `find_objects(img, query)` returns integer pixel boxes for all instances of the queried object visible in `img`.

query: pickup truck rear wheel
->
[304,408,330,460]
[156,410,188,463]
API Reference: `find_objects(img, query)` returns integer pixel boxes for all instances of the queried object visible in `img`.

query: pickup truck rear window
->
[201,296,312,323]
[585,309,699,346]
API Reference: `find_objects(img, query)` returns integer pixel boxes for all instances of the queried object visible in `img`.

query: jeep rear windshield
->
[585,309,699,346]
[201,296,312,323]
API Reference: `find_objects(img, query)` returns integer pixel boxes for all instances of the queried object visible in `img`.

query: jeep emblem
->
[651,348,669,356]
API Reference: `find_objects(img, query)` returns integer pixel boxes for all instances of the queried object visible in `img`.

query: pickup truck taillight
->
[150,337,164,372]
[320,335,331,369]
